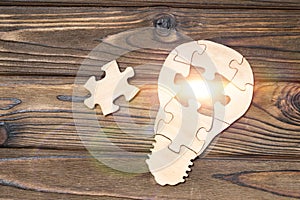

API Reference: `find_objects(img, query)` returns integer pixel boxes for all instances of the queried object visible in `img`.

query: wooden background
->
[0,1,299,199]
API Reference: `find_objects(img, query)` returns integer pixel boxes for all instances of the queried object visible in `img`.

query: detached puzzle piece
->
[84,60,140,116]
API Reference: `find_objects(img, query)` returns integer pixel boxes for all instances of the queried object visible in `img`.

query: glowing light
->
[187,79,211,102]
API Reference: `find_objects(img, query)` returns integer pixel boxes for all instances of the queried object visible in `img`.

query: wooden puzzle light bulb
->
[147,40,254,185]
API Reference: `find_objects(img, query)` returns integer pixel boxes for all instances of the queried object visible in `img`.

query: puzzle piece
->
[174,40,243,81]
[193,40,244,81]
[171,69,230,154]
[84,60,140,116]
[158,50,191,103]
[230,57,254,90]
[196,118,230,155]
[214,82,253,124]
[174,66,213,107]
[154,109,173,133]
[146,134,197,186]
[157,98,212,154]
[155,99,174,134]
[154,50,191,133]
[173,41,206,65]
[155,42,207,132]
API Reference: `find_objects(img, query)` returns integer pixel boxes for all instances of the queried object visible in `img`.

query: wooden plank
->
[0,4,298,200]
[0,79,299,158]
[0,149,299,199]
[0,7,299,81]
[0,0,299,9]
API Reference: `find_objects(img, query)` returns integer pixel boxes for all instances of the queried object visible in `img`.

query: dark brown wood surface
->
[0,0,300,9]
[0,4,299,200]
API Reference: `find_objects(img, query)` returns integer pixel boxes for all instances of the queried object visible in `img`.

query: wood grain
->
[0,124,8,145]
[0,4,299,200]
[0,0,299,9]
[214,170,300,198]
[0,149,299,199]
[0,78,299,158]
[0,7,299,81]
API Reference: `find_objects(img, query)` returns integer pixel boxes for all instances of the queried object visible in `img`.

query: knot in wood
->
[293,89,300,112]
[0,123,8,146]
[153,14,176,30]
[276,84,300,124]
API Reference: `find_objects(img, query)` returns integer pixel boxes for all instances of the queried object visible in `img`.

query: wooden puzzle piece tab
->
[84,60,139,116]
[158,50,191,103]
[155,50,191,133]
[191,40,243,81]
[229,57,254,90]
[196,118,230,155]
[157,98,212,154]
[214,82,253,124]
[173,41,206,65]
